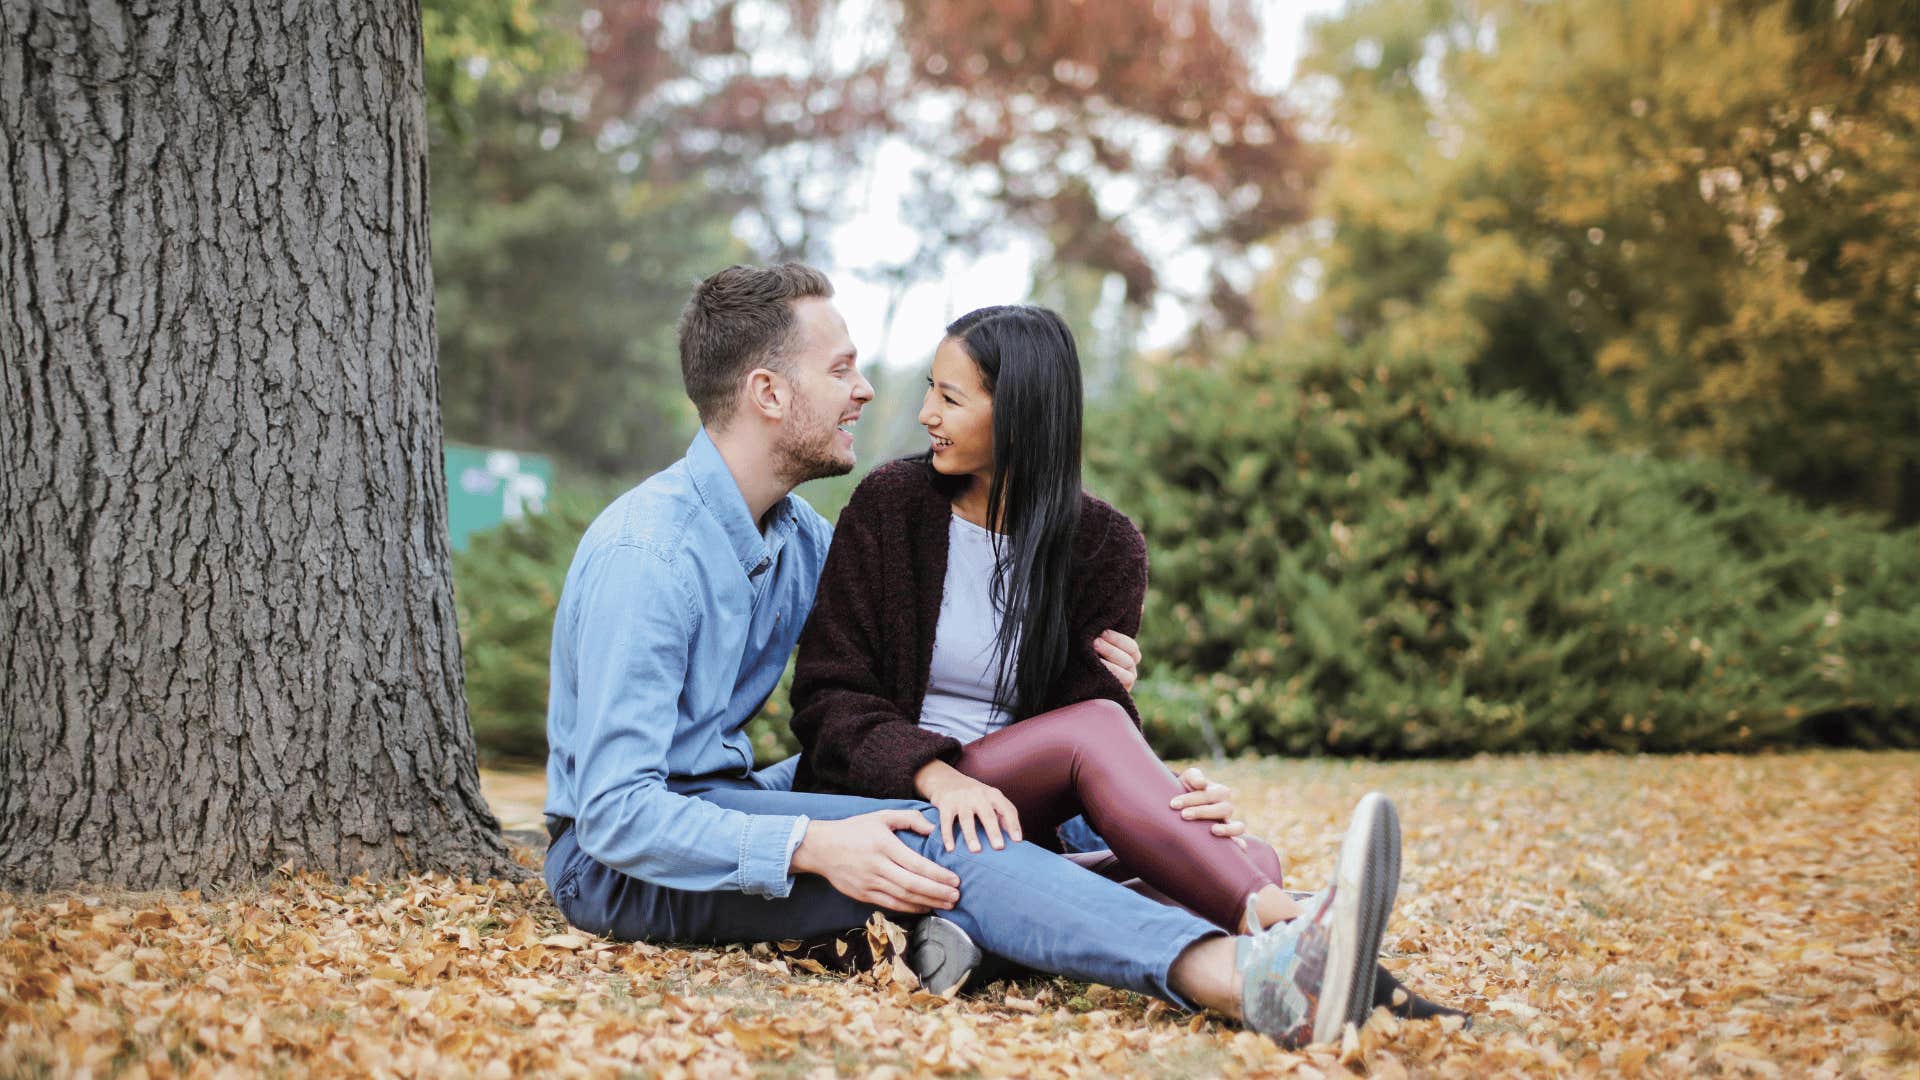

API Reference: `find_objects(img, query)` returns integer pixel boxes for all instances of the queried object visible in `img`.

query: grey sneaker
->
[907,915,983,996]
[1238,792,1400,1047]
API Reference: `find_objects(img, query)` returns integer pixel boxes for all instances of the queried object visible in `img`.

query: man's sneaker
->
[1238,792,1400,1047]
[907,915,983,996]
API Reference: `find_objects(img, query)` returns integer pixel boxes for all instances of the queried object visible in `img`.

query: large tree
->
[0,1,519,889]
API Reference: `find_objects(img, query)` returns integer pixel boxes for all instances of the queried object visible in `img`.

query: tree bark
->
[0,0,521,890]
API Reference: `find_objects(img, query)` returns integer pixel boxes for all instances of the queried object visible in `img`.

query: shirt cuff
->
[739,811,808,898]
[785,816,810,868]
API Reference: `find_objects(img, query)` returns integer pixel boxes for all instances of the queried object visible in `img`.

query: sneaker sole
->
[1312,792,1400,1045]
[908,915,982,997]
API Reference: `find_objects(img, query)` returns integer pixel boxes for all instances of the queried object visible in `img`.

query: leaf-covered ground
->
[3,751,1914,1077]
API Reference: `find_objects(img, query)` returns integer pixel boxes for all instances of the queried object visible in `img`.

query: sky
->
[819,0,1347,372]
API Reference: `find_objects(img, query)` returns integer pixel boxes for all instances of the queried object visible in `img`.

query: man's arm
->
[568,542,960,912]
[568,543,804,897]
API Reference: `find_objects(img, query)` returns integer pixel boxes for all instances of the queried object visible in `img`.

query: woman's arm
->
[789,476,962,799]
[1053,502,1150,720]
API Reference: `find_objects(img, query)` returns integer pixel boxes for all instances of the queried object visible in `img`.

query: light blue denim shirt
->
[544,429,833,897]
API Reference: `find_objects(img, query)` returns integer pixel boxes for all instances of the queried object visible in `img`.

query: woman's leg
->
[1069,835,1291,929]
[956,698,1286,932]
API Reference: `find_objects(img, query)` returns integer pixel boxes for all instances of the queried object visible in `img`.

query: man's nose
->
[854,372,875,402]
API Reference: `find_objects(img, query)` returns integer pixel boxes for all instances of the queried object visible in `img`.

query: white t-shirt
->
[918,514,1018,745]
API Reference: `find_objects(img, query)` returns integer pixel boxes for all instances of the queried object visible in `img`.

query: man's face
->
[772,297,874,485]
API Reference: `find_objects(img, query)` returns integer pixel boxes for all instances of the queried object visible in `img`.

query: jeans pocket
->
[546,839,587,908]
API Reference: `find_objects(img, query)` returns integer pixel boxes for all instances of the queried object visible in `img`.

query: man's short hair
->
[677,263,835,428]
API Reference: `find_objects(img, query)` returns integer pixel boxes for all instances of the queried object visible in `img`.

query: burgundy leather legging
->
[952,698,1285,932]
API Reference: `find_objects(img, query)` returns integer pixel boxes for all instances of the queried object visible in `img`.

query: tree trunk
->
[0,0,521,890]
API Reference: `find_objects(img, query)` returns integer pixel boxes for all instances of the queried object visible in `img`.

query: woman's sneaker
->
[1238,792,1400,1047]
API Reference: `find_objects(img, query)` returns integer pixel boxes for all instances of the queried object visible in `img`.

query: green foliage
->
[1090,351,1920,758]
[430,91,740,478]
[421,0,578,138]
[451,494,594,762]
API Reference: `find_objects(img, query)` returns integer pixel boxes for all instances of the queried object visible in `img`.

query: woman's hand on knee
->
[914,760,1024,853]
[1171,767,1249,848]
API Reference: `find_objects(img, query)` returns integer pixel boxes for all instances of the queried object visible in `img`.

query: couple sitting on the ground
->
[541,263,1465,1047]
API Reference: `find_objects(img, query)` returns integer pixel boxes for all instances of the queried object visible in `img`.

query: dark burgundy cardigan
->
[789,457,1149,799]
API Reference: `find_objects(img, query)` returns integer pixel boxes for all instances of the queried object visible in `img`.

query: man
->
[541,263,1402,1047]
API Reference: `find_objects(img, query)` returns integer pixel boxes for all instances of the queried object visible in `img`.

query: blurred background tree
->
[423,0,740,479]
[428,0,1920,763]
[1279,0,1920,520]
[430,94,737,475]
[577,0,1318,334]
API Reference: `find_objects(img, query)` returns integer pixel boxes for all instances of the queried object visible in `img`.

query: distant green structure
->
[444,443,553,551]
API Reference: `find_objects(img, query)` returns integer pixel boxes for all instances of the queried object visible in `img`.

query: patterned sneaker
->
[907,915,983,996]
[1238,792,1400,1047]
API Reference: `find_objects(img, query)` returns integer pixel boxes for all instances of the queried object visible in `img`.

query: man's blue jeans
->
[544,782,1220,1008]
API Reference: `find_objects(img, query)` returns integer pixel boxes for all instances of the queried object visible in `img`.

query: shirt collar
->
[686,428,793,577]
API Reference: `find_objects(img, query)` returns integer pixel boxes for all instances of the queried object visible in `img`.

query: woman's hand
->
[1170,766,1249,848]
[913,760,1024,853]
[1093,629,1142,691]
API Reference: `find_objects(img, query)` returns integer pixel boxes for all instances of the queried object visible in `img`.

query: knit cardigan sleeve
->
[789,474,962,799]
[1044,498,1149,723]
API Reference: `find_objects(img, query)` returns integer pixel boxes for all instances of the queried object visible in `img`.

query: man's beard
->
[773,395,852,487]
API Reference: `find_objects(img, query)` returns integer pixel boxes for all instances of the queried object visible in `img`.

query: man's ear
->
[744,367,787,421]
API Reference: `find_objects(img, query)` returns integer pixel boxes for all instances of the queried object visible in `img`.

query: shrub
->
[451,494,593,763]
[1090,352,1920,757]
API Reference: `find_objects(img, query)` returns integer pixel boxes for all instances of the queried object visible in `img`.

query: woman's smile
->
[919,338,994,481]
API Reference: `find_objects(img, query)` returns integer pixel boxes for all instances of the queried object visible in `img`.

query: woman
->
[790,305,1460,1017]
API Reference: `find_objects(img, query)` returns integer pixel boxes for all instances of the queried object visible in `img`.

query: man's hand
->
[914,760,1023,853]
[791,811,962,914]
[1170,766,1249,848]
[1094,629,1142,692]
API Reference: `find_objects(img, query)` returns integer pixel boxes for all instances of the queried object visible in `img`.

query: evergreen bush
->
[455,356,1918,763]
[1090,352,1920,757]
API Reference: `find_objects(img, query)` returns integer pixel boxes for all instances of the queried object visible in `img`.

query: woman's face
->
[919,337,995,484]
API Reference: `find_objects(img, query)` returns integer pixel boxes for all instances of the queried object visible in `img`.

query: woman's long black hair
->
[932,304,1083,721]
